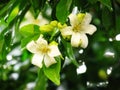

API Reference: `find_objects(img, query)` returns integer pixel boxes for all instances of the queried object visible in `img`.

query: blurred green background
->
[0,0,120,90]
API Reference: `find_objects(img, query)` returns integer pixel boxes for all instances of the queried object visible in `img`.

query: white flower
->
[20,11,49,28]
[26,35,61,68]
[60,13,97,48]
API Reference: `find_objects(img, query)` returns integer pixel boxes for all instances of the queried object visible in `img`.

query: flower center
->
[38,44,50,54]
[41,46,50,53]
[41,47,50,53]
[33,19,40,25]
[73,24,81,32]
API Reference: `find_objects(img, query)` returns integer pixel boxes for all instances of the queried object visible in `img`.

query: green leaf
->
[21,37,32,49]
[56,0,72,23]
[34,69,47,90]
[49,28,60,41]
[88,0,97,4]
[19,24,40,37]
[0,18,8,31]
[30,0,46,18]
[116,15,120,32]
[21,34,39,49]
[7,6,19,23]
[20,24,40,49]
[0,37,4,53]
[99,0,113,11]
[43,56,61,85]
[102,7,114,29]
[4,30,12,48]
[61,38,79,67]
[0,0,14,17]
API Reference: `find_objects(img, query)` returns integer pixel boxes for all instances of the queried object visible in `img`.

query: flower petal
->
[36,13,49,25]
[69,14,79,26]
[44,54,57,67]
[81,24,97,35]
[71,32,81,47]
[48,45,61,57]
[60,26,73,36]
[71,33,88,48]
[81,13,92,25]
[36,35,48,45]
[31,54,44,68]
[26,40,40,54]
[79,33,88,48]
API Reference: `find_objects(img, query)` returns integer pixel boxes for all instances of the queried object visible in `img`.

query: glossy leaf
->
[102,7,113,29]
[34,69,47,90]
[49,28,60,41]
[30,0,46,18]
[4,30,12,48]
[21,34,39,49]
[43,57,61,85]
[99,0,113,11]
[56,0,72,23]
[21,37,32,49]
[61,38,79,67]
[20,24,40,49]
[7,6,19,23]
[0,0,14,17]
[0,18,8,33]
[0,37,4,53]
[19,24,40,37]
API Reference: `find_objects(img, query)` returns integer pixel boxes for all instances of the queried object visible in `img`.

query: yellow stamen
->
[33,19,40,24]
[39,45,50,54]
[73,24,81,32]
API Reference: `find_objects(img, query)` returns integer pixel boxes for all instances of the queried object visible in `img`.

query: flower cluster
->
[26,35,61,68]
[61,13,97,48]
[26,12,97,68]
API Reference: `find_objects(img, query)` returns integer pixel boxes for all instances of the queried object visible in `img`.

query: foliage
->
[0,0,120,90]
